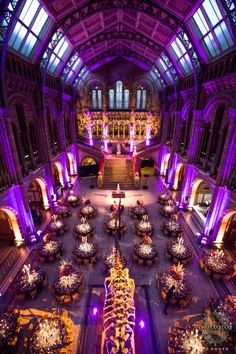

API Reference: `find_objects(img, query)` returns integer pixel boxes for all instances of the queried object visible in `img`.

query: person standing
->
[164,285,175,314]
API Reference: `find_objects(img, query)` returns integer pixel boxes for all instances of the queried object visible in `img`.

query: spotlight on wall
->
[139,320,145,329]
[90,306,99,319]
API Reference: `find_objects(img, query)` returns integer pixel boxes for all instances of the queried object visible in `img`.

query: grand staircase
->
[102,157,135,190]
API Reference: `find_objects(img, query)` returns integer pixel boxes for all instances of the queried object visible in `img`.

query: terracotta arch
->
[67,152,74,175]
[173,163,184,190]
[162,152,170,176]
[33,178,50,210]
[189,178,211,209]
[53,162,64,186]
[215,211,236,244]
[81,157,97,166]
[0,207,24,244]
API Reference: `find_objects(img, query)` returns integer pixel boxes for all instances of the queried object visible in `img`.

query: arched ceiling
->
[42,0,198,71]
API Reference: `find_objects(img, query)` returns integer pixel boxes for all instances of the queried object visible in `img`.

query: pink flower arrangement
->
[59,263,74,276]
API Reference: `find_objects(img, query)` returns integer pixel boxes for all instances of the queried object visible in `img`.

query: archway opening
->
[82,157,96,166]
[28,178,49,227]
[79,157,99,177]
[173,163,185,190]
[53,162,64,187]
[189,179,212,220]
[215,211,236,247]
[67,152,74,175]
[0,208,23,245]
[162,153,170,177]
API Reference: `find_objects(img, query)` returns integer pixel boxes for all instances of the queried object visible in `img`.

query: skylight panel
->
[72,57,80,71]
[8,0,51,59]
[156,54,178,83]
[63,54,82,83]
[193,10,209,35]
[191,0,234,60]
[19,0,37,23]
[203,0,222,26]
[32,8,48,35]
[44,31,72,75]
[159,58,167,71]
[169,36,194,75]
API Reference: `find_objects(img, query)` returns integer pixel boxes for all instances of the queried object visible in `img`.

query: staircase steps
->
[102,158,135,190]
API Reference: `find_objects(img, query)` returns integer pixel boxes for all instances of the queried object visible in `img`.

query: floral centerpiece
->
[80,199,96,217]
[134,241,158,260]
[167,238,192,260]
[163,219,182,235]
[49,215,66,233]
[29,317,69,353]
[16,264,46,293]
[202,249,234,275]
[137,199,144,206]
[67,191,79,205]
[75,218,94,236]
[54,260,83,296]
[39,240,62,257]
[0,311,19,348]
[73,239,98,259]
[160,263,191,300]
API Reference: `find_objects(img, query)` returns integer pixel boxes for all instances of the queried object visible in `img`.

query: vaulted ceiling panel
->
[41,0,201,74]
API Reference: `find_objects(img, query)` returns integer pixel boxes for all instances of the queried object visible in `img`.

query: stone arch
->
[189,178,212,212]
[203,94,232,125]
[215,210,236,245]
[27,177,50,210]
[173,163,185,190]
[162,152,171,177]
[0,206,24,245]
[67,152,74,175]
[53,161,64,187]
[181,101,194,121]
[81,157,97,166]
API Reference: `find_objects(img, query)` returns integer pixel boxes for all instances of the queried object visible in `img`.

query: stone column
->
[0,107,23,184]
[216,108,236,186]
[202,128,214,169]
[204,185,230,243]
[36,106,51,163]
[161,111,169,144]
[180,163,196,205]
[187,110,203,164]
[172,110,182,151]
[167,152,177,186]
[57,110,67,151]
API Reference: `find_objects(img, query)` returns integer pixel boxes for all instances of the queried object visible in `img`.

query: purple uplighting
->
[139,320,145,329]
[91,307,98,318]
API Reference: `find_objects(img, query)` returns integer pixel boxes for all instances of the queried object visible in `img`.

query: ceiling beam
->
[85,48,154,70]
[77,30,163,56]
[59,0,181,32]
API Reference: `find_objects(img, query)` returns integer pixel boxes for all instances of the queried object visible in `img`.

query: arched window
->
[136,88,146,110]
[92,89,97,110]
[97,90,102,110]
[116,81,123,109]
[142,89,146,110]
[109,89,114,109]
[92,88,102,110]
[136,90,141,110]
[124,89,129,110]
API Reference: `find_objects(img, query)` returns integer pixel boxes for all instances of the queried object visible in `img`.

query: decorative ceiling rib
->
[42,0,197,72]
